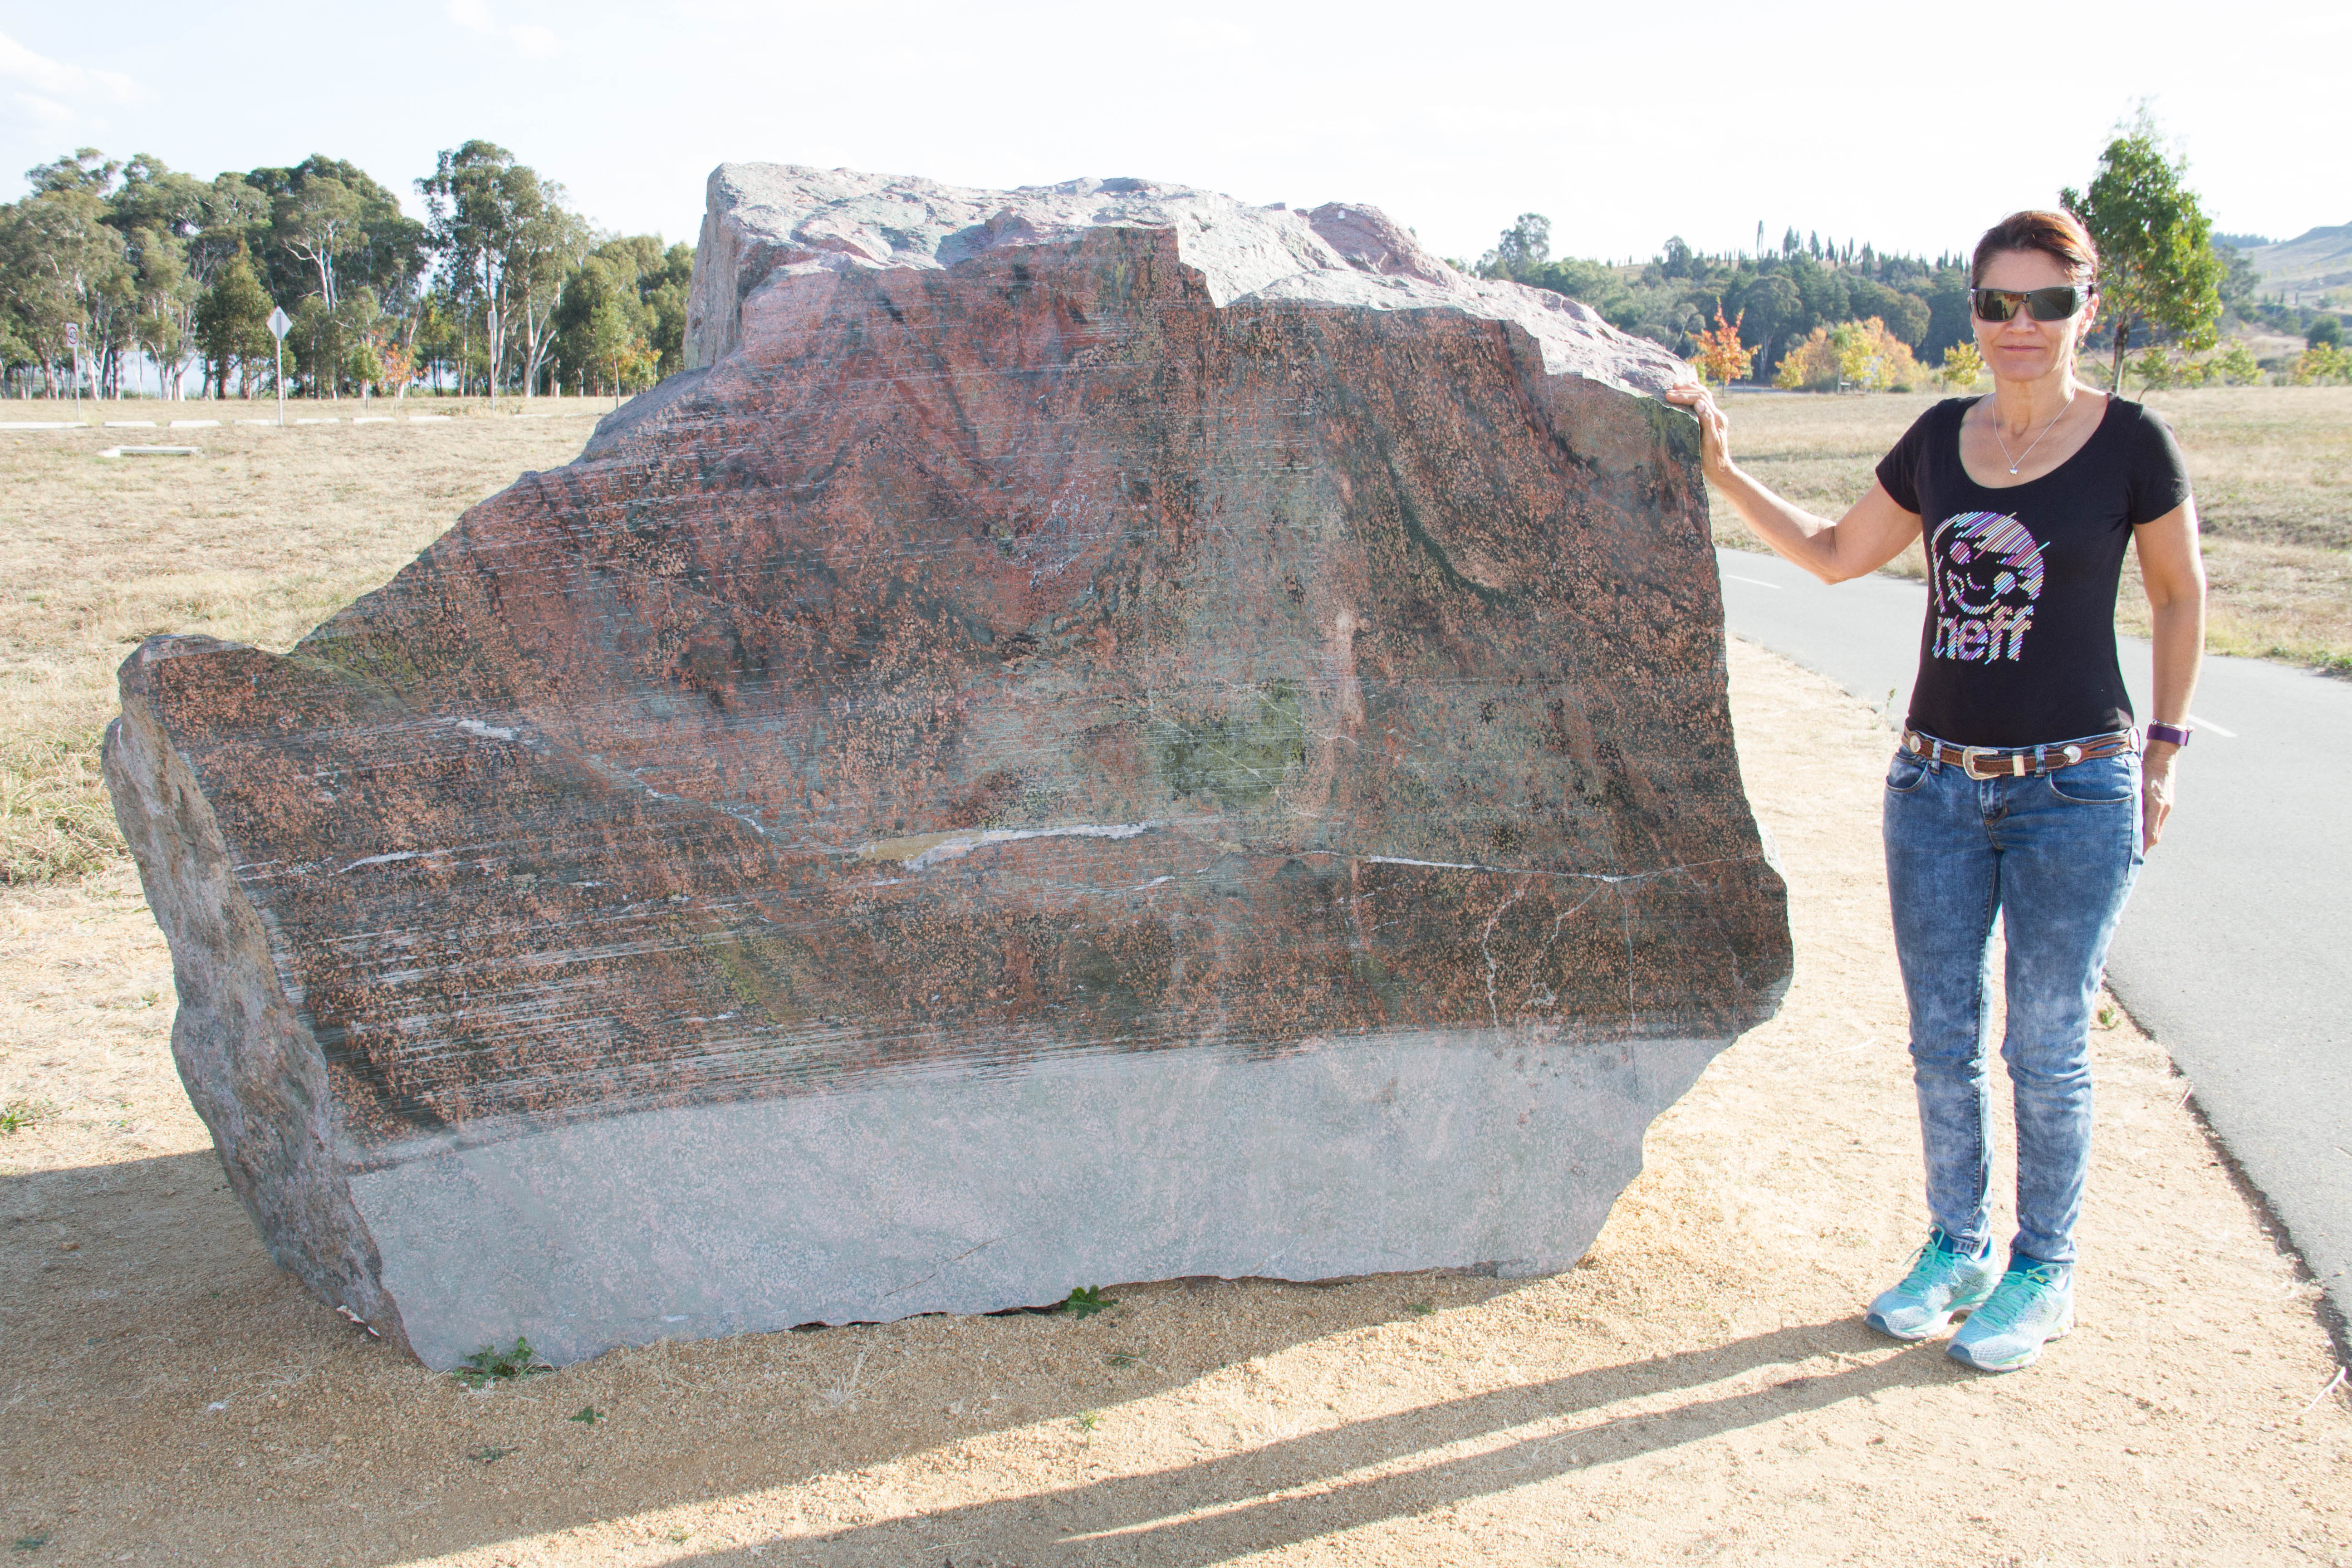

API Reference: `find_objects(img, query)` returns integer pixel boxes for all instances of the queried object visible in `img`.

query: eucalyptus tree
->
[0,188,132,395]
[102,155,265,394]
[1480,213,1550,280]
[509,191,591,395]
[287,287,391,398]
[642,240,693,376]
[25,148,120,196]
[109,155,211,245]
[551,252,642,395]
[126,225,199,397]
[0,309,28,396]
[195,252,274,397]
[274,174,365,308]
[244,157,424,321]
[552,235,695,393]
[211,158,421,398]
[194,173,271,286]
[420,140,585,397]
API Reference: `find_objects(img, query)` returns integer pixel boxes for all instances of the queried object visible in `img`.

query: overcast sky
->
[4,1,2340,265]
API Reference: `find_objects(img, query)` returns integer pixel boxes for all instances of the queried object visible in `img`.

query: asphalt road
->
[1716,545,2352,1330]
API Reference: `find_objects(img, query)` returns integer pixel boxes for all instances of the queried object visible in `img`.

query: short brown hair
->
[1971,210,2099,287]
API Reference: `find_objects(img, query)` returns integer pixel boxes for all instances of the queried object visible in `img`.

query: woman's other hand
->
[2141,745,2179,852]
[2133,501,2204,857]
[1664,380,1734,485]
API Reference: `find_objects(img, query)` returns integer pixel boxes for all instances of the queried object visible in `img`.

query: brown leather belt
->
[1901,727,2139,781]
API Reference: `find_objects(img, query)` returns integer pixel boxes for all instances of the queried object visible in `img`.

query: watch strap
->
[2146,721,2192,748]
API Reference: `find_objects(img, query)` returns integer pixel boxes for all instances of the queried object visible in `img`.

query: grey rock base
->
[357,1030,1723,1369]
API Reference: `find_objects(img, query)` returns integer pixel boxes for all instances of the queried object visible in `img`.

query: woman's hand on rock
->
[1664,380,1734,483]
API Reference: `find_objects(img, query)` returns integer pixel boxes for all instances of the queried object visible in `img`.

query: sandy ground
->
[2,641,2347,1566]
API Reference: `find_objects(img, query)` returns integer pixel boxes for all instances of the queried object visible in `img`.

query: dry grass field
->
[0,398,606,886]
[1713,386,2352,676]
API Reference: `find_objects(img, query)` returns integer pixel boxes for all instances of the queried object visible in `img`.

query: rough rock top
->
[686,163,1686,394]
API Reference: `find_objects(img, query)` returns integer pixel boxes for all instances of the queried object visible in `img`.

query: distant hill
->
[2244,224,2352,292]
[2213,232,2274,251]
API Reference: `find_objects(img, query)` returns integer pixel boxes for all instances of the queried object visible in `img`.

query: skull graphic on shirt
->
[1928,510,2045,663]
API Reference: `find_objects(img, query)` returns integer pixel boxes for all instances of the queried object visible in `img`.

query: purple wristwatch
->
[2145,721,2192,748]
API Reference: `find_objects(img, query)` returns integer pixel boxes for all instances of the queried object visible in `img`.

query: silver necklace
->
[1993,400,2068,475]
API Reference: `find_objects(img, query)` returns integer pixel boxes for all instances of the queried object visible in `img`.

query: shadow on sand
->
[665,1320,1967,1566]
[1,1148,1963,1564]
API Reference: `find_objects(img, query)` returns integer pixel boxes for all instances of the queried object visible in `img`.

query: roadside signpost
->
[267,306,291,426]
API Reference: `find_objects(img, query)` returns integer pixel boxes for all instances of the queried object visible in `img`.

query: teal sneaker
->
[1864,1229,2003,1341]
[1947,1258,2074,1372]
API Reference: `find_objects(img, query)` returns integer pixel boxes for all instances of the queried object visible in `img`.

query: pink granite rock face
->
[106,166,1790,1367]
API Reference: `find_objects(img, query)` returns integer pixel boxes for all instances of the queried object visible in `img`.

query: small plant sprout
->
[1104,1350,1138,1368]
[820,1350,867,1410]
[1406,1301,1436,1317]
[452,1338,550,1388]
[569,1405,602,1425]
[13,1534,50,1553]
[1075,1409,1102,1438]
[2097,995,2122,1029]
[1061,1286,1116,1319]
[0,1097,59,1136]
[469,1445,519,1464]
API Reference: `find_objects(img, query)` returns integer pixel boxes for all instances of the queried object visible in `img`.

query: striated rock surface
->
[106,163,1791,1368]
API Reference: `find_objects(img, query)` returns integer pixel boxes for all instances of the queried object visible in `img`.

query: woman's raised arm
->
[1664,382,1922,585]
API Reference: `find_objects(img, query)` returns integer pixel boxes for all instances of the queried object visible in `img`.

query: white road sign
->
[267,307,291,340]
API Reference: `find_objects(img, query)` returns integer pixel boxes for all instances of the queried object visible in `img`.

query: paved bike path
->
[1716,546,2352,1328]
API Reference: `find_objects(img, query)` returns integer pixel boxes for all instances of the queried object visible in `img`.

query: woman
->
[1665,209,2206,1372]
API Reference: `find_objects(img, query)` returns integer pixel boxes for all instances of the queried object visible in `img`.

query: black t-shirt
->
[1874,395,2192,748]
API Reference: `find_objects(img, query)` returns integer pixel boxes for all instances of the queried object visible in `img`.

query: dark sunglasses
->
[1971,284,2092,323]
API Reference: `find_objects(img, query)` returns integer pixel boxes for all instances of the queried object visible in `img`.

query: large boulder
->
[106,164,1790,1368]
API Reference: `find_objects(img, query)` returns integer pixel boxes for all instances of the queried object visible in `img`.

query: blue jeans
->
[1882,743,2144,1265]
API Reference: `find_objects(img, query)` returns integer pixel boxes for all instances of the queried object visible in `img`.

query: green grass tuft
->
[0,1097,59,1135]
[452,1338,549,1388]
[1060,1286,1116,1319]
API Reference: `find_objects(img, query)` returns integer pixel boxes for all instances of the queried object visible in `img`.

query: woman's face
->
[1973,248,2097,384]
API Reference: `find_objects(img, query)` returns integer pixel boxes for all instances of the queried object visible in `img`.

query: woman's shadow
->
[674,1314,1970,1566]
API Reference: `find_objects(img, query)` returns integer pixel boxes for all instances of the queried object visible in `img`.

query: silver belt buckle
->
[1961,746,2011,781]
